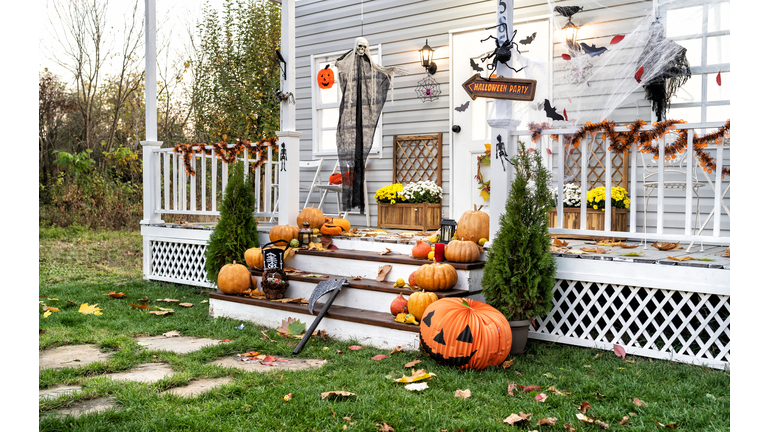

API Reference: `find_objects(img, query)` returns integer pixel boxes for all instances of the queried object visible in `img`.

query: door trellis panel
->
[392,134,443,186]
[530,279,730,369]
[149,240,211,287]
[563,134,628,190]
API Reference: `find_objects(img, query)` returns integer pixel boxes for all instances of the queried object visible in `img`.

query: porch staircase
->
[208,240,486,351]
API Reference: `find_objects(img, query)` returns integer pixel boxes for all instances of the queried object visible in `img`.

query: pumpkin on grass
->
[244,247,264,269]
[269,224,299,243]
[218,261,252,295]
[414,262,458,291]
[456,204,490,244]
[419,298,512,370]
[444,239,480,263]
[407,290,438,321]
[297,205,325,229]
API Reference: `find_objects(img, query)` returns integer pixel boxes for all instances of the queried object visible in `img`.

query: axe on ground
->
[293,277,348,355]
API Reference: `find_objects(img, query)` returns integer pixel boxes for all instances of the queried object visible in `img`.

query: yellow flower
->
[593,205,598,209]
[390,199,395,204]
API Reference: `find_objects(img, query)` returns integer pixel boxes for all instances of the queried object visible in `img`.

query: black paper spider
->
[479,23,525,79]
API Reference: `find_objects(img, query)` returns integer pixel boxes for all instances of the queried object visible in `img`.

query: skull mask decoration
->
[354,37,369,56]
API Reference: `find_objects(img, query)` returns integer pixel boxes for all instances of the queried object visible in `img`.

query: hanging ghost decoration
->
[334,37,406,213]
[641,19,691,122]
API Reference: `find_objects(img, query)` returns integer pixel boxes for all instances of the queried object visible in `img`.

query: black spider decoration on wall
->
[479,23,525,80]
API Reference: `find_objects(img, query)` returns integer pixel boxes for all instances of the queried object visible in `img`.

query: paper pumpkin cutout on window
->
[317,65,334,89]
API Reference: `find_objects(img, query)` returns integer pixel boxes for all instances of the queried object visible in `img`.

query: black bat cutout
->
[499,1,507,14]
[580,43,608,57]
[520,32,536,45]
[455,101,470,112]
[469,58,483,72]
[544,99,564,121]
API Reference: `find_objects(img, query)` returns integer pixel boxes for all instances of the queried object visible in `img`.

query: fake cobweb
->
[415,74,441,102]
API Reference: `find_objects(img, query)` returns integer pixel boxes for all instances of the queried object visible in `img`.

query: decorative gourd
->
[297,205,325,229]
[407,290,438,321]
[317,65,335,89]
[418,298,512,370]
[244,247,264,269]
[408,271,417,287]
[218,261,252,295]
[444,239,480,263]
[269,224,299,243]
[390,293,409,316]
[414,262,458,291]
[412,240,432,260]
[456,204,490,244]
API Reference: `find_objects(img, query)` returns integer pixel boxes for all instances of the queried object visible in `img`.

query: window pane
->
[668,106,701,123]
[321,130,336,152]
[707,2,730,32]
[706,35,729,65]
[675,38,701,68]
[666,6,702,37]
[706,71,729,102]
[706,105,729,123]
[320,86,337,104]
[321,107,339,128]
[671,74,701,104]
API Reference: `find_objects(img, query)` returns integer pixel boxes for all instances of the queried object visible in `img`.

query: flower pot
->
[377,202,441,231]
[547,207,628,232]
[508,319,531,355]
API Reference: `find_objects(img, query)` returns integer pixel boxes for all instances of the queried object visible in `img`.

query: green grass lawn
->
[39,226,730,431]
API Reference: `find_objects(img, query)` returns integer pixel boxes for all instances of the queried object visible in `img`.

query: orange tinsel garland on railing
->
[173,137,279,176]
[529,119,730,178]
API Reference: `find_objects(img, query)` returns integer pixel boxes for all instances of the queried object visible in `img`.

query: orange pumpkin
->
[419,298,512,370]
[444,239,480,263]
[218,261,252,295]
[244,247,264,269]
[320,224,343,236]
[390,293,409,316]
[269,224,299,243]
[297,205,326,229]
[414,262,458,291]
[317,65,335,89]
[407,290,438,321]
[412,240,432,260]
[320,216,350,235]
[456,204,490,244]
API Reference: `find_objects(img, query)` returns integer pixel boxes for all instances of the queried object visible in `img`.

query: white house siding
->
[293,0,729,239]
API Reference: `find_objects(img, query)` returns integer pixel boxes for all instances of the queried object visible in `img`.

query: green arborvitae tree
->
[205,161,259,285]
[481,147,556,322]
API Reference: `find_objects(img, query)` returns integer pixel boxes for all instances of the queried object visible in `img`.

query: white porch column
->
[276,0,301,226]
[144,0,157,142]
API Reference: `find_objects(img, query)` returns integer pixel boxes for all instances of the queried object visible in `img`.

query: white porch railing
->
[149,143,281,219]
[501,121,730,247]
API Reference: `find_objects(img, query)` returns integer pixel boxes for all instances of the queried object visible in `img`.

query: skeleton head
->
[354,37,369,56]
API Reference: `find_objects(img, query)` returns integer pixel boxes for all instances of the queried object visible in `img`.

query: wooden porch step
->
[294,248,485,270]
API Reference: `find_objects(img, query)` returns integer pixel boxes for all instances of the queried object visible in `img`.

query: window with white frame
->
[660,0,729,123]
[310,46,382,157]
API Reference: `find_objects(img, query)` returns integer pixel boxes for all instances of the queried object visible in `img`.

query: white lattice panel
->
[149,240,211,287]
[530,279,730,369]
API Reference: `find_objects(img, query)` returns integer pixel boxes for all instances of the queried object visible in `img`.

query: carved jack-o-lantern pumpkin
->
[419,298,512,370]
[317,65,335,89]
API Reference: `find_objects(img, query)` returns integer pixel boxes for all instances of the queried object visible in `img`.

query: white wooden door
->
[450,19,551,219]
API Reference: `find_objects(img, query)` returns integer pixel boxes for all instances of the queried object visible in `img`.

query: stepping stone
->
[39,345,111,370]
[136,335,224,354]
[161,377,233,397]
[108,363,175,383]
[39,385,82,401]
[211,356,326,372]
[42,397,116,418]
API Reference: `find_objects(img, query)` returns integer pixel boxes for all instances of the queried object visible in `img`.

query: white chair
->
[311,157,371,227]
[270,158,325,222]
[640,146,705,252]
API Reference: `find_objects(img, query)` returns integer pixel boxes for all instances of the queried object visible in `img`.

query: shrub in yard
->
[204,161,260,285]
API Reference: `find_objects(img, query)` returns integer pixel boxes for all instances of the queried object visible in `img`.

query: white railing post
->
[489,128,513,242]
[276,132,302,226]
[656,134,665,234]
[604,136,613,232]
[140,141,164,225]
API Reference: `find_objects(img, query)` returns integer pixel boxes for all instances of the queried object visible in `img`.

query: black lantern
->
[298,221,312,248]
[439,218,457,244]
[555,5,583,51]
[419,39,437,74]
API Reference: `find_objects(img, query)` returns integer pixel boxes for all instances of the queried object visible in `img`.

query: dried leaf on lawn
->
[535,393,548,402]
[404,359,421,368]
[576,413,594,424]
[261,330,277,342]
[454,389,471,399]
[371,354,388,361]
[619,416,630,425]
[376,265,393,282]
[393,369,436,383]
[502,358,514,369]
[633,397,644,407]
[42,306,60,312]
[178,302,194,307]
[377,422,394,432]
[596,419,610,429]
[163,330,181,337]
[78,303,103,315]
[131,302,151,309]
[537,417,557,426]
[507,381,516,396]
[522,385,541,392]
[312,329,328,340]
[348,345,363,350]
[404,382,429,391]
[655,420,680,429]
[547,386,570,396]
[320,391,356,400]
[107,292,126,298]
[137,296,149,303]
[503,412,531,426]
[389,346,404,355]
[157,298,179,303]
[579,401,592,414]
[614,344,627,359]
[652,241,680,251]
[563,424,576,432]
[149,310,173,315]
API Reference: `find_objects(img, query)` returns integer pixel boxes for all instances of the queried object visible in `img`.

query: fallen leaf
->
[594,353,604,359]
[614,344,626,359]
[633,397,644,407]
[163,330,181,338]
[576,413,594,424]
[312,329,328,340]
[371,354,388,361]
[376,265,393,282]
[454,389,471,399]
[389,346,404,355]
[337,350,344,354]
[723,248,730,258]
[563,424,576,432]
[157,298,179,303]
[43,311,52,318]
[42,306,60,312]
[219,339,231,343]
[261,330,277,342]
[655,420,680,429]
[78,303,103,315]
[596,419,610,429]
[404,382,429,391]
[377,422,395,432]
[617,242,639,248]
[547,386,570,396]
[581,248,596,253]
[107,292,126,298]
[380,248,392,255]
[619,416,630,425]
[652,241,680,251]
[320,390,356,400]
[553,238,569,247]
[579,401,592,414]
[595,392,606,398]
[618,251,644,256]
[507,381,516,396]
[131,302,151,309]
[149,310,173,315]
[503,412,531,425]
[542,372,557,379]
[537,417,557,426]
[502,358,515,369]
[277,317,305,336]
[566,249,588,254]
[522,385,541,392]
[595,247,607,254]
[178,302,194,308]
[137,296,149,303]
[535,393,548,402]
[404,359,421,368]
[349,345,363,350]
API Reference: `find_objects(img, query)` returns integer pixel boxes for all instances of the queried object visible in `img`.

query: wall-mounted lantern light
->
[555,5,583,51]
[419,39,437,74]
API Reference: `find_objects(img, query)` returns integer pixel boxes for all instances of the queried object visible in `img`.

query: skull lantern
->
[354,37,369,56]
[418,298,512,370]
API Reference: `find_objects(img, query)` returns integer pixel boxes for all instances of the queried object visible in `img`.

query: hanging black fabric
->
[642,19,691,122]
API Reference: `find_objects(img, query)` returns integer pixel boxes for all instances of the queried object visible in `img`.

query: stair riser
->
[330,238,488,262]
[285,255,484,291]
[209,298,421,351]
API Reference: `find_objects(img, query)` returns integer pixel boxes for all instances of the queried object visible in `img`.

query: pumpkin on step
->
[297,205,326,229]
[390,293,409,316]
[218,261,252,295]
[412,240,432,260]
[407,290,438,321]
[456,204,490,244]
[444,239,480,263]
[419,298,512,370]
[244,247,264,269]
[320,216,350,236]
[414,262,458,291]
[269,224,299,243]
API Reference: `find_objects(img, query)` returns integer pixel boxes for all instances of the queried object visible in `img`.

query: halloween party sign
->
[462,73,536,101]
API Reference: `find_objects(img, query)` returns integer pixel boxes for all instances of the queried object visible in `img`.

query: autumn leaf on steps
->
[319,235,334,250]
[78,303,103,315]
[652,241,680,251]
[380,248,392,255]
[320,390,356,400]
[376,265,392,282]
[284,247,297,261]
[393,369,436,383]
[552,238,569,247]
[131,303,151,309]
[107,292,126,298]
[618,251,644,257]
[580,247,596,252]
[617,242,640,248]
[723,248,730,258]
[503,412,532,426]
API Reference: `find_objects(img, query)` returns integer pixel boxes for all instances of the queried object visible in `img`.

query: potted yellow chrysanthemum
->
[375,181,442,231]
[548,185,629,232]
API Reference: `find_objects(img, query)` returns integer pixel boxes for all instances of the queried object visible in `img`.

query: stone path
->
[39,334,325,418]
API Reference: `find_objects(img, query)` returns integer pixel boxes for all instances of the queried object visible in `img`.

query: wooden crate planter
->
[377,202,441,231]
[548,207,628,232]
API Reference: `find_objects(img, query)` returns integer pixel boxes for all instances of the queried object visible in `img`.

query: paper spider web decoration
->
[415,74,441,102]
